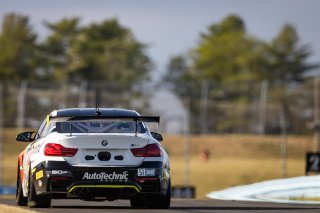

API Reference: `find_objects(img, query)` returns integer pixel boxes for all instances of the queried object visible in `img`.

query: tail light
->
[131,143,162,157]
[44,143,78,157]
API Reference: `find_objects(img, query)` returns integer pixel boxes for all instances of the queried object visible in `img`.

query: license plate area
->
[138,168,155,177]
[97,151,111,161]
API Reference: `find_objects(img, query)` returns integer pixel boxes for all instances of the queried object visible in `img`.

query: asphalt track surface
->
[1,197,320,213]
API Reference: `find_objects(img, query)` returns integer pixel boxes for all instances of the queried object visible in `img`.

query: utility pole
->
[184,97,191,185]
[280,110,287,178]
[78,81,88,107]
[16,81,28,130]
[200,80,209,134]
[0,83,3,185]
[59,82,68,109]
[314,78,320,152]
[258,81,268,134]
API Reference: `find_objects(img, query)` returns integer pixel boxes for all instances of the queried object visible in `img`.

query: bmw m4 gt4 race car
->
[15,108,171,209]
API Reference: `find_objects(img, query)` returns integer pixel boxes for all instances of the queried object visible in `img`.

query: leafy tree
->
[0,13,40,126]
[262,24,318,132]
[163,55,194,95]
[263,24,317,84]
[164,15,261,133]
[41,18,81,81]
[68,19,152,87]
[0,13,39,81]
[193,14,258,82]
[164,16,318,134]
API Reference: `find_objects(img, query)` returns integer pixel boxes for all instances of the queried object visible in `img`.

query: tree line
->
[0,13,318,133]
[163,15,318,134]
[0,13,153,126]
[0,13,152,89]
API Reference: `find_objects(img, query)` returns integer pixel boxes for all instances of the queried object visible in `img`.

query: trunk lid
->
[56,133,149,167]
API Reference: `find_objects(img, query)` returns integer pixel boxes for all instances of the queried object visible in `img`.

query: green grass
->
[163,134,312,198]
[289,197,320,202]
[0,129,314,198]
[0,204,36,213]
[2,128,31,184]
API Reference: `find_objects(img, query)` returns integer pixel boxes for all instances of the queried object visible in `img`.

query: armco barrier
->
[0,186,15,195]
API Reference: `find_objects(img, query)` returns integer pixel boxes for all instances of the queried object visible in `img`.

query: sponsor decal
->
[38,180,43,187]
[52,170,70,175]
[48,170,72,177]
[52,170,63,175]
[82,171,129,182]
[36,170,43,180]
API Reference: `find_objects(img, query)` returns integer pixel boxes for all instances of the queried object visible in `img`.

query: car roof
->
[50,108,140,118]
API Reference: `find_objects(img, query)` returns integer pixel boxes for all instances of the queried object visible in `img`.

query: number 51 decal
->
[138,168,155,177]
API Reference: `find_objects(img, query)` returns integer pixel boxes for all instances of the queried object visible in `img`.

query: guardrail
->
[0,186,15,195]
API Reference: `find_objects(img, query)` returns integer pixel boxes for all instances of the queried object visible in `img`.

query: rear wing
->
[49,111,160,136]
[49,115,160,123]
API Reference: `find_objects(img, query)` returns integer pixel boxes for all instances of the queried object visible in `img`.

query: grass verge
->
[0,204,35,213]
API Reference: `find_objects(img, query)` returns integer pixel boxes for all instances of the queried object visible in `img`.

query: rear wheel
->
[16,170,27,206]
[148,180,171,209]
[130,196,147,208]
[27,171,51,208]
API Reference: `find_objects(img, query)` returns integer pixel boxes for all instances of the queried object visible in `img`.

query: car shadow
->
[48,205,320,211]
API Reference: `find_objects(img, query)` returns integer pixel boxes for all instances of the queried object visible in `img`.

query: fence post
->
[314,78,320,152]
[0,83,3,185]
[258,81,268,134]
[184,97,191,185]
[200,80,209,134]
[16,81,28,130]
[78,81,88,107]
[280,110,287,178]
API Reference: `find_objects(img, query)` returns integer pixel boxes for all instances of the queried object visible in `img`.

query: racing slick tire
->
[130,180,171,209]
[130,196,147,208]
[16,170,27,206]
[148,180,171,209]
[27,171,51,208]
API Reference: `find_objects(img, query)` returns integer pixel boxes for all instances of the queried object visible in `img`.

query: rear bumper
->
[31,160,170,199]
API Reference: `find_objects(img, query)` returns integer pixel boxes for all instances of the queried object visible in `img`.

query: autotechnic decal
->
[82,171,129,182]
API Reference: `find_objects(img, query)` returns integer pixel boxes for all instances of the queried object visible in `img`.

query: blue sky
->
[1,0,320,77]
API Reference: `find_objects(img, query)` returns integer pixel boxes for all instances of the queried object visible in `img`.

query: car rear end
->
[32,126,170,202]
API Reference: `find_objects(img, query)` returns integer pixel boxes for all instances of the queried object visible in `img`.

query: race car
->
[15,108,171,209]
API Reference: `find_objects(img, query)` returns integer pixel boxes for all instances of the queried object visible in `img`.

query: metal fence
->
[177,79,315,135]
[0,79,317,134]
[1,81,153,128]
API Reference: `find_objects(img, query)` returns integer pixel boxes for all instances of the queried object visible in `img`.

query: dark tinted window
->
[56,121,146,134]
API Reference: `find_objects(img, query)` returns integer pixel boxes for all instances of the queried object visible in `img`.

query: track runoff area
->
[0,197,320,213]
[1,176,320,213]
[2,175,320,212]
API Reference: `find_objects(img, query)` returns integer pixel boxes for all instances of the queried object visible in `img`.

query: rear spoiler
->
[49,115,160,137]
[49,115,160,123]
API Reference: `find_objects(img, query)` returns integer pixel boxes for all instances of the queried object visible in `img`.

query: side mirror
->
[151,132,163,142]
[16,131,35,142]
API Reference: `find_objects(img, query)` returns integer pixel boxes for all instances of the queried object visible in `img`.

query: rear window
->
[55,121,146,134]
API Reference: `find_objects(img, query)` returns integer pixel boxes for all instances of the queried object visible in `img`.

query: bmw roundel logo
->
[101,139,108,146]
